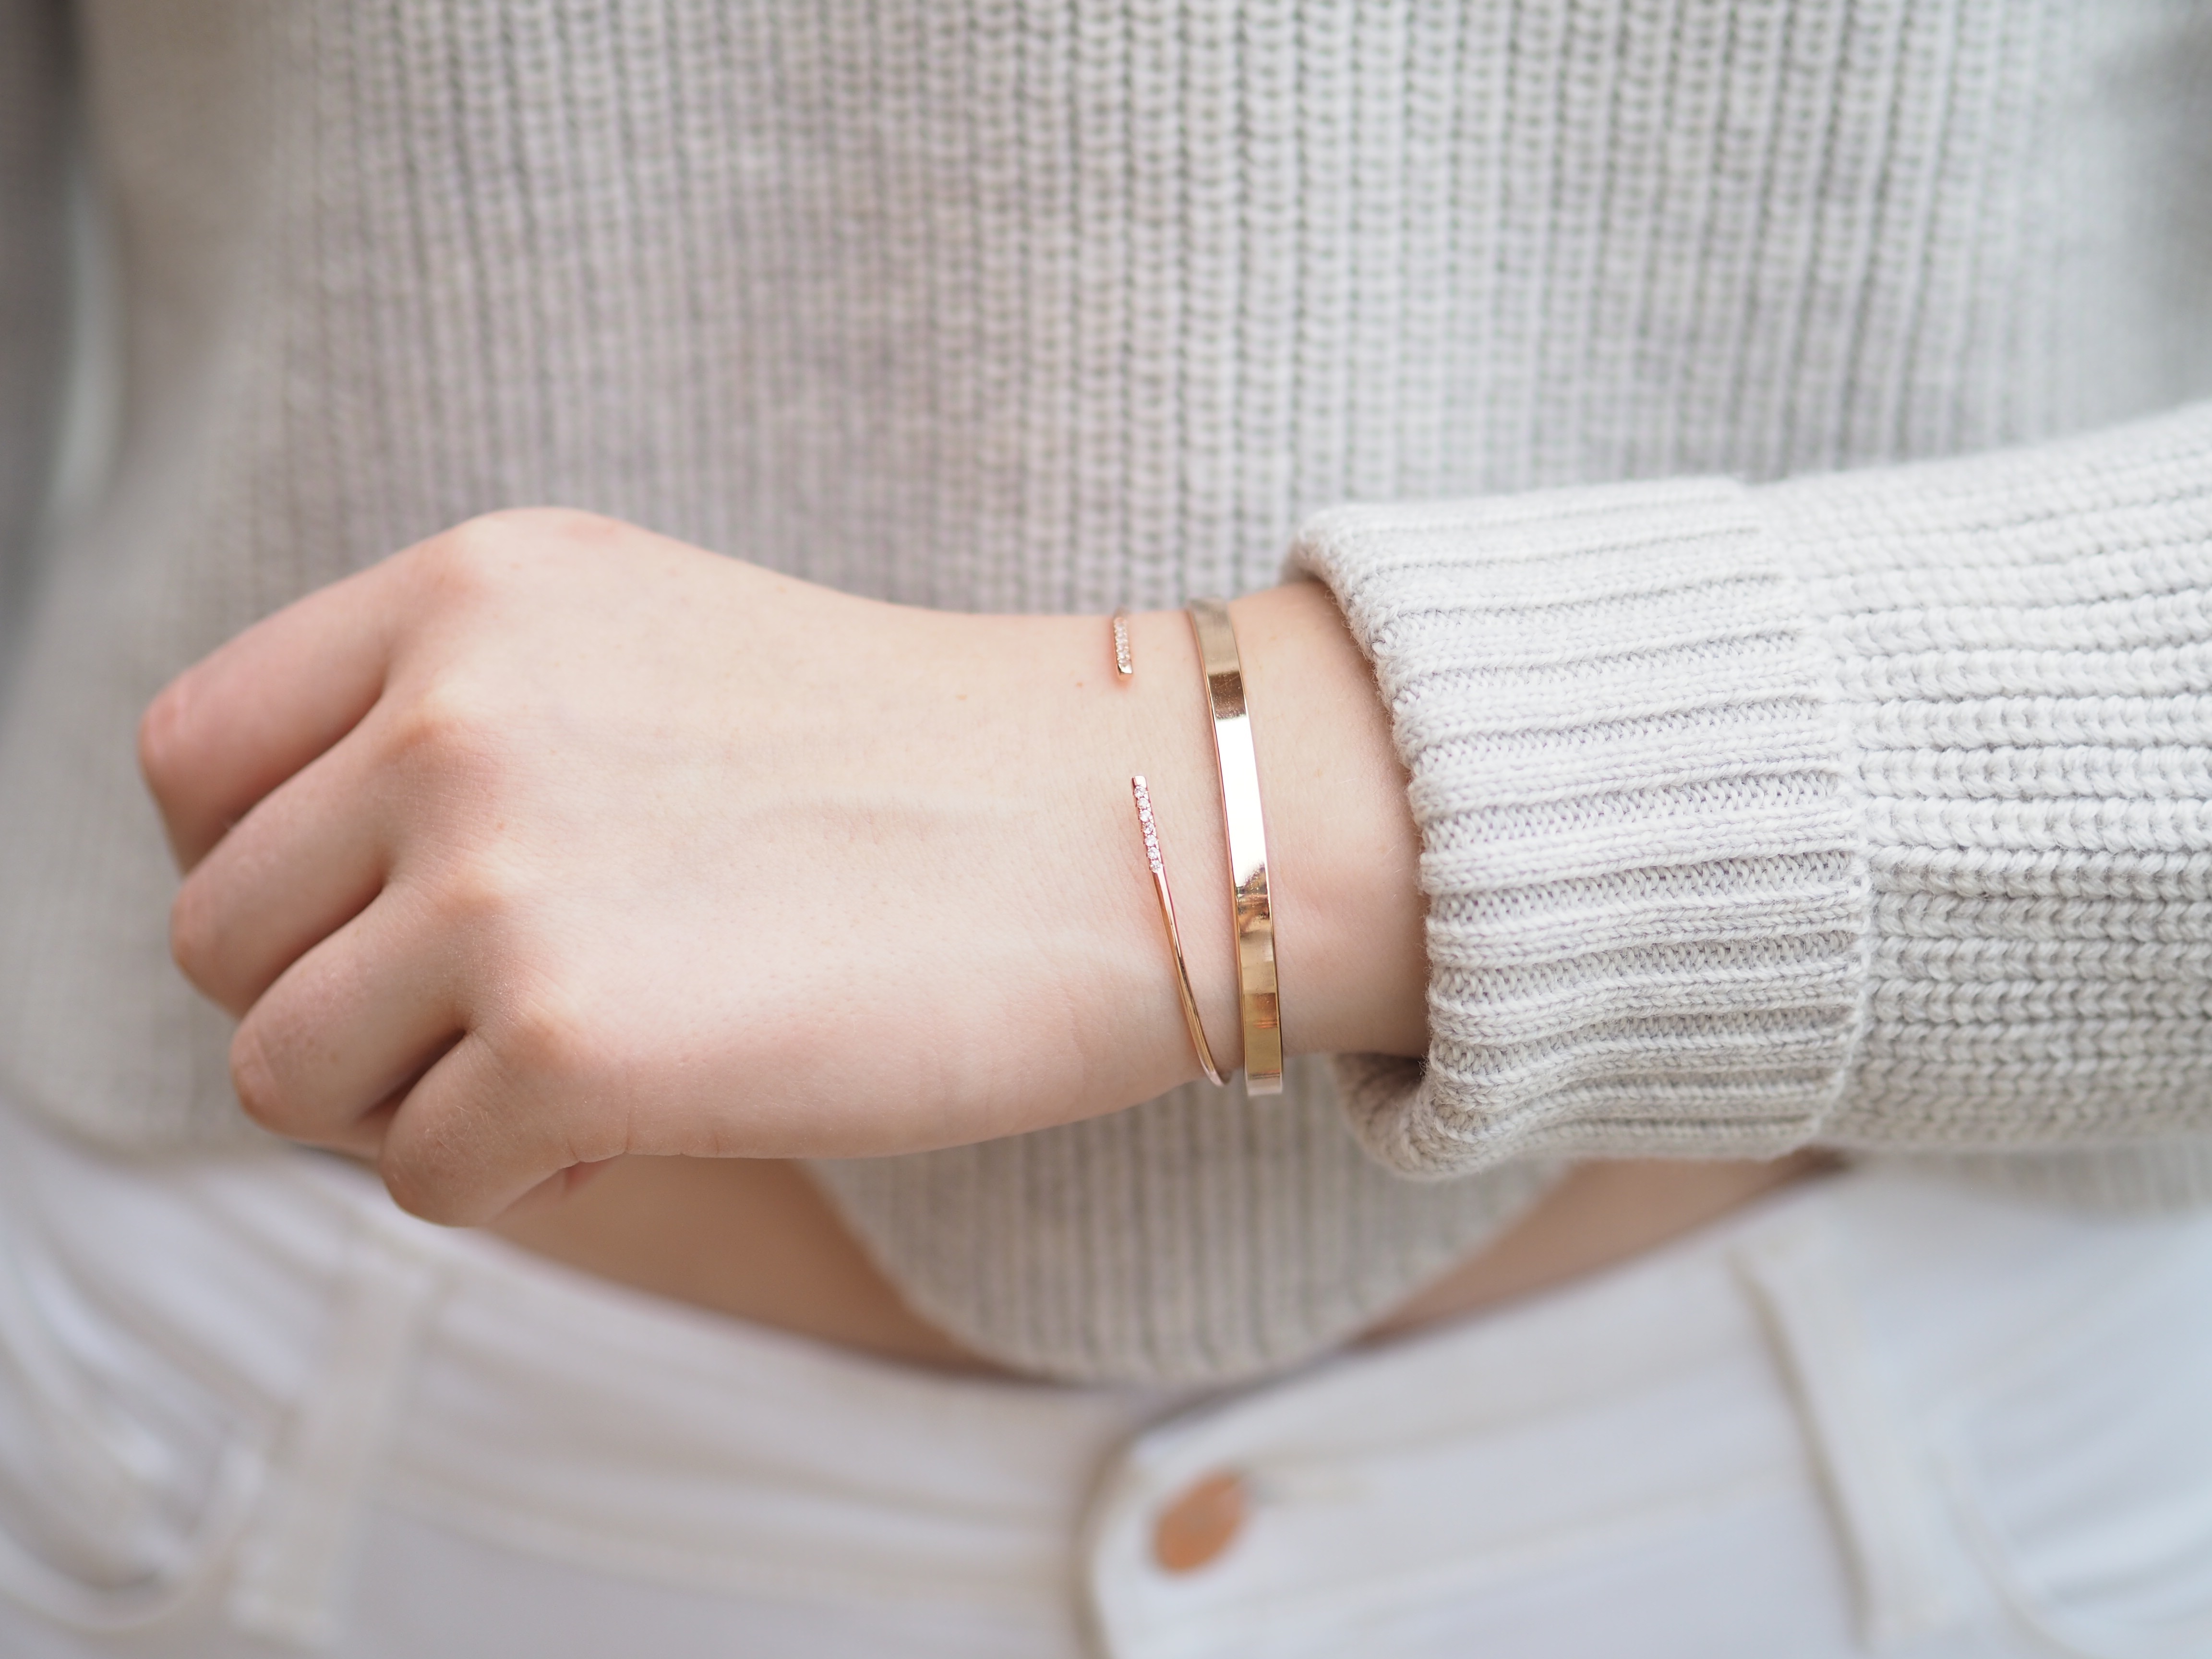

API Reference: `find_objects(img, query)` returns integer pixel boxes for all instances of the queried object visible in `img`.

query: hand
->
[141,510,1424,1223]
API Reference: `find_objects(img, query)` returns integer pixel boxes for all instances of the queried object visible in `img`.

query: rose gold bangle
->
[1187,597,1284,1095]
[1130,775,1226,1087]
[1116,613,1223,1085]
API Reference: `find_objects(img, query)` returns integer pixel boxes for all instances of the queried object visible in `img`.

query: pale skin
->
[144,506,1813,1368]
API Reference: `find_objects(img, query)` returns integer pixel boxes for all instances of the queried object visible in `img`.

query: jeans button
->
[1151,1470,1247,1573]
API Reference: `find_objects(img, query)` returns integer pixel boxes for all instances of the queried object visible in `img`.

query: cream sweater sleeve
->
[1293,401,2212,1185]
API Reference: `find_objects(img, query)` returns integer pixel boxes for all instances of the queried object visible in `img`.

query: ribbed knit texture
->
[810,1059,1562,1381]
[1293,478,1869,1173]
[1779,409,2212,1206]
[1296,403,2212,1192]
[1,0,2207,1381]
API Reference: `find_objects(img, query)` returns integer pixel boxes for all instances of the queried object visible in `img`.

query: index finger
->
[138,554,407,869]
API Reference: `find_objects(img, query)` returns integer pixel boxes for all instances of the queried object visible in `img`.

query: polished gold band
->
[1130,775,1226,1087]
[1187,598,1284,1095]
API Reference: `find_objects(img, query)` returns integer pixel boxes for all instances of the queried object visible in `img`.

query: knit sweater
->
[1,0,2208,1384]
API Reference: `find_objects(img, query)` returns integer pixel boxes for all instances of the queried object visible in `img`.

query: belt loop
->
[1735,1215,1967,1650]
[226,1207,446,1648]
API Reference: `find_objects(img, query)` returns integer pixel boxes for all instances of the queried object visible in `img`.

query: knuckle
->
[479,504,617,546]
[379,675,505,781]
[377,1116,484,1227]
[377,1153,467,1226]
[168,880,221,987]
[136,679,197,801]
[433,849,535,940]
[228,1021,295,1134]
[170,873,267,1016]
[493,986,597,1084]
[411,506,612,596]
[412,515,518,596]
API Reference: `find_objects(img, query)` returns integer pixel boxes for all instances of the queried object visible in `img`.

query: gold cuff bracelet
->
[1187,597,1284,1095]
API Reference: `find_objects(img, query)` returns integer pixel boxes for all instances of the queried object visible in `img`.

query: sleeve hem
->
[1290,477,1872,1177]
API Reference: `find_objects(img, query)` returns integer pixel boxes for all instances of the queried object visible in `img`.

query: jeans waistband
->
[5,1102,2210,1659]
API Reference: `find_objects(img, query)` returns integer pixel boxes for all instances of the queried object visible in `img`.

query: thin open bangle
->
[1116,613,1223,1086]
[1130,775,1226,1087]
[1187,597,1284,1095]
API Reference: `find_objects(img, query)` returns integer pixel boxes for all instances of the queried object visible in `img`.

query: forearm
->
[142,514,1427,1222]
[145,392,2212,1226]
[1110,585,1428,1079]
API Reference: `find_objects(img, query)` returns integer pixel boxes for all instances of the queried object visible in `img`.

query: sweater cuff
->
[1290,478,1870,1177]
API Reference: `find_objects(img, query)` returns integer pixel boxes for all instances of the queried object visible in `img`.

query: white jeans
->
[2,1100,2209,1659]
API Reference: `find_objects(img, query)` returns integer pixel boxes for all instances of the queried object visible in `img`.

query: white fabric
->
[3,1102,2208,1659]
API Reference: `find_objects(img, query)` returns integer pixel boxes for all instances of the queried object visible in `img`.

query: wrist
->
[1072,606,1247,1081]
[1078,585,1426,1092]
[1228,581,1428,1061]
[1028,581,1427,1114]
